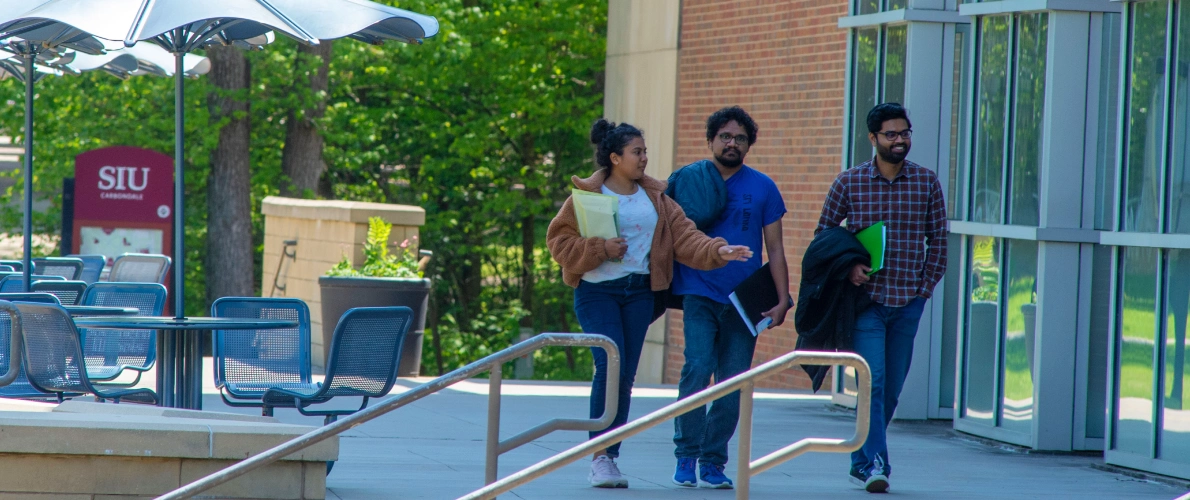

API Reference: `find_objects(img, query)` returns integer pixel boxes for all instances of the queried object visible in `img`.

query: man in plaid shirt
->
[816,103,947,493]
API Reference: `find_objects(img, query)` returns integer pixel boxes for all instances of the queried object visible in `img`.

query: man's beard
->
[715,148,744,168]
[876,142,909,164]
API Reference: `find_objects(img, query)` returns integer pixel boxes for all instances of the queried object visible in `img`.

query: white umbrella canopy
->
[56,43,211,78]
[0,0,439,320]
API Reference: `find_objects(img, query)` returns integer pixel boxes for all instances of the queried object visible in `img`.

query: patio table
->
[63,305,139,317]
[72,316,298,410]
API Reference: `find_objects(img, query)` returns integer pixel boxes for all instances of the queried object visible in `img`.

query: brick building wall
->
[665,0,850,389]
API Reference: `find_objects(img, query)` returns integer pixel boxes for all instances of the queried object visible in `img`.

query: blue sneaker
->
[698,461,734,489]
[673,458,697,487]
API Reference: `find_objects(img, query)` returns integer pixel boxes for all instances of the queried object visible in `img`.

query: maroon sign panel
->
[72,146,173,266]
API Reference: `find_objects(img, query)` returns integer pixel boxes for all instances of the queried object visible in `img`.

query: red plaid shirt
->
[816,160,948,307]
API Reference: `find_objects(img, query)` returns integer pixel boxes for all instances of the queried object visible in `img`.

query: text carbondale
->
[101,192,144,200]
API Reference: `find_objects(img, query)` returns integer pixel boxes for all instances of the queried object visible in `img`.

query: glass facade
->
[848,24,910,168]
[841,0,1190,480]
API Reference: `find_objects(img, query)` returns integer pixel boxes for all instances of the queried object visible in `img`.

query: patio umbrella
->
[0,4,112,291]
[0,0,438,319]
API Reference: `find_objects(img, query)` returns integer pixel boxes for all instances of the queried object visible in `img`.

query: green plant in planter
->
[326,217,423,278]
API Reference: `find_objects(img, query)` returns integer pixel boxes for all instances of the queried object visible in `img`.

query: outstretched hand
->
[718,245,753,261]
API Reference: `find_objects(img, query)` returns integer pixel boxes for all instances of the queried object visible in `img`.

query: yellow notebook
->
[855,221,886,276]
[572,189,620,239]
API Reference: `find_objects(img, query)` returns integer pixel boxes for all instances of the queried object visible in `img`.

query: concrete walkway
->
[192,374,1187,499]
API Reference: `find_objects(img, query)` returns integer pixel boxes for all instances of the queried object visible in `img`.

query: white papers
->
[729,291,771,337]
[572,189,619,239]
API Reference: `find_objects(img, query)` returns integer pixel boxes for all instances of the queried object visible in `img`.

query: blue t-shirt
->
[673,165,786,304]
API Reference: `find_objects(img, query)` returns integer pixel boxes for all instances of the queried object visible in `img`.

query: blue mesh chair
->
[30,280,89,306]
[262,306,412,424]
[0,275,65,293]
[32,257,84,280]
[15,302,157,404]
[67,255,106,285]
[78,283,168,384]
[0,300,62,400]
[0,260,27,272]
[211,297,311,412]
[0,293,61,305]
[108,254,171,284]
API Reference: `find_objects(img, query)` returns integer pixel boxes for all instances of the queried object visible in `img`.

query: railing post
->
[735,381,754,500]
[485,363,503,487]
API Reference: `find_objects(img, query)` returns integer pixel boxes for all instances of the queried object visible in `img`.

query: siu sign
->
[72,146,174,263]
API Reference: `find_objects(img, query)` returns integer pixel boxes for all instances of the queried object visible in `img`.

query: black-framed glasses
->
[878,129,913,141]
[717,133,749,145]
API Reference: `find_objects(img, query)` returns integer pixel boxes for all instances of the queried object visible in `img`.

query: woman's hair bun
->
[589,118,615,145]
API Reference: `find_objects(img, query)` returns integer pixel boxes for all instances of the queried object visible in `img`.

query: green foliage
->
[325,217,422,278]
[0,0,607,376]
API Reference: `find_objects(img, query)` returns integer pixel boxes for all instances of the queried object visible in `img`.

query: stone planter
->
[318,276,430,377]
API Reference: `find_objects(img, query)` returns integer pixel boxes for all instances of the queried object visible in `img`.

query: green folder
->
[855,221,886,276]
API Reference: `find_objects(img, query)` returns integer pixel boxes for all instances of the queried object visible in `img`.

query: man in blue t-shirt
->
[670,106,790,489]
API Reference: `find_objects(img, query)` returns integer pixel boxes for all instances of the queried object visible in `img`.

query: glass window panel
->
[964,236,1001,424]
[1008,14,1048,227]
[950,26,972,221]
[1088,245,1112,439]
[886,0,907,10]
[1171,3,1190,234]
[941,233,963,409]
[857,0,879,16]
[972,16,1011,224]
[1123,2,1168,233]
[851,28,880,167]
[1115,247,1158,455]
[1002,239,1038,433]
[1096,14,1122,231]
[884,25,908,105]
[1161,249,1190,462]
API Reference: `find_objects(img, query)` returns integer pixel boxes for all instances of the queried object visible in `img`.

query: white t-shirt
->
[581,185,659,283]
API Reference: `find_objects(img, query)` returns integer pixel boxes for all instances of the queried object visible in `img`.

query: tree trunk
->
[206,46,254,306]
[281,41,333,198]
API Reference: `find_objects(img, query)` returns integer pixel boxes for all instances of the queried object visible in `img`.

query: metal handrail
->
[460,350,871,500]
[157,333,620,500]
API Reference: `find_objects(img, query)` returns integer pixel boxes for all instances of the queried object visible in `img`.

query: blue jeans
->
[573,273,654,458]
[850,296,926,475]
[673,294,758,466]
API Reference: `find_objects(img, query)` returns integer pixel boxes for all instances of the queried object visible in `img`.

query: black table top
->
[72,316,299,330]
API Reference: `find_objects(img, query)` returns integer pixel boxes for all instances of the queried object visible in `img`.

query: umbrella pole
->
[22,54,33,291]
[174,53,184,320]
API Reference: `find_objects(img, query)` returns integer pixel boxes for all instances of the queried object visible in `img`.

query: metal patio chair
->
[32,257,85,280]
[30,280,89,306]
[0,266,13,272]
[261,306,412,424]
[15,302,157,404]
[78,282,168,384]
[0,300,62,400]
[211,297,312,411]
[67,254,107,285]
[0,293,61,305]
[107,253,171,284]
[0,260,27,272]
[0,275,65,293]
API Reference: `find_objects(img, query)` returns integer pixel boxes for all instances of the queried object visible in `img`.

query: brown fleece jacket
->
[547,170,730,291]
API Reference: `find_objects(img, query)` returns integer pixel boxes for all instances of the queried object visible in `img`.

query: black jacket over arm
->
[794,226,873,392]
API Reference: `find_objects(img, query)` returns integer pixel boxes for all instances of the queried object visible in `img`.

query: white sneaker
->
[588,455,629,488]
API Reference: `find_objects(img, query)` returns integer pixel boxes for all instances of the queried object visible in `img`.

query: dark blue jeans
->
[850,296,926,475]
[673,294,758,466]
[573,273,653,458]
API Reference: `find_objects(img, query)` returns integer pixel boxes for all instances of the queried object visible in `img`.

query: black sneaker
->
[848,465,889,493]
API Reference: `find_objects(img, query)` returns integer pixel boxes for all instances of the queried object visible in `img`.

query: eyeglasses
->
[717,133,750,145]
[877,129,913,141]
